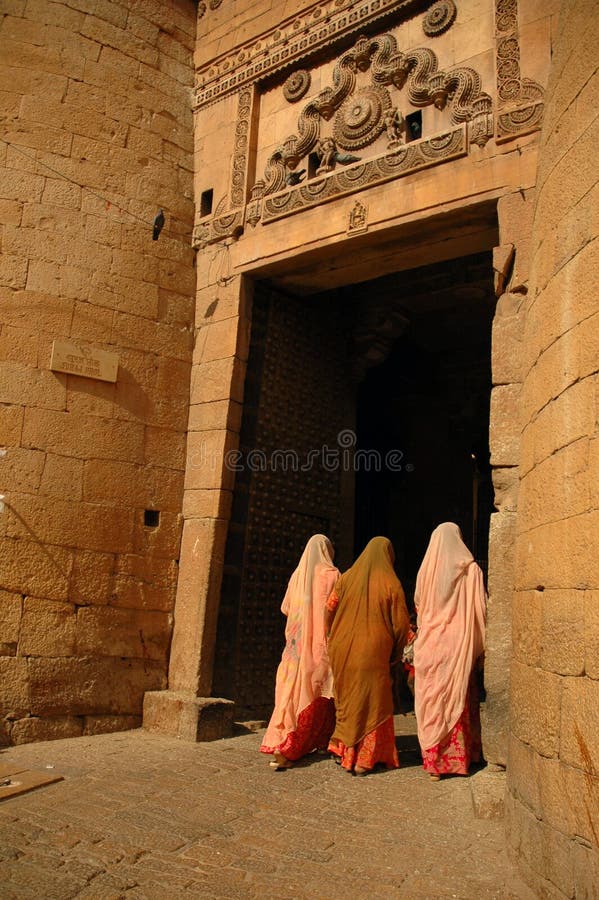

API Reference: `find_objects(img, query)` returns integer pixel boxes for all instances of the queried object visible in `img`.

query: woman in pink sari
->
[414,523,486,780]
[260,534,339,770]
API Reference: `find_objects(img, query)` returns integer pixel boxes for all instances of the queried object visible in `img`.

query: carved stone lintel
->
[258,125,467,225]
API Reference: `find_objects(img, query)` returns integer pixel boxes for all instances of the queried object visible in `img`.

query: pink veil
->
[414,522,486,750]
[262,534,339,748]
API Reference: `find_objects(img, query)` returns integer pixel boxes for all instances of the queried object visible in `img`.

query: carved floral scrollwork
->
[257,31,493,197]
[423,1,457,37]
[494,0,544,141]
[333,85,392,150]
[283,70,311,103]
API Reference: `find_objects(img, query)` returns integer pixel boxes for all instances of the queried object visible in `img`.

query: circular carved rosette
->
[283,70,311,103]
[423,1,457,37]
[333,85,392,151]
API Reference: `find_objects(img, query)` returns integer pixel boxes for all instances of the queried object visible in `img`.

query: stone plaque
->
[50,340,118,383]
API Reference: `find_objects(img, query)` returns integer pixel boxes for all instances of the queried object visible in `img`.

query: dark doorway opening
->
[212,251,496,715]
[349,252,495,604]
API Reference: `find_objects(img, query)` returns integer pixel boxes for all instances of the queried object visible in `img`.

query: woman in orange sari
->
[260,534,339,770]
[325,537,409,775]
[414,522,486,780]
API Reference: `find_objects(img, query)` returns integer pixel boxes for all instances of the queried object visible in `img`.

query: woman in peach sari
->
[414,522,486,780]
[260,534,339,770]
[326,537,409,775]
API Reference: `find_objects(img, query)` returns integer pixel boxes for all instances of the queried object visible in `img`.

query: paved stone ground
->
[0,717,537,900]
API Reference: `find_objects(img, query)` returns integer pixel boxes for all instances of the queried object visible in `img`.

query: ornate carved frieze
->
[256,125,467,224]
[258,32,492,196]
[194,0,431,110]
[422,1,457,37]
[494,0,544,141]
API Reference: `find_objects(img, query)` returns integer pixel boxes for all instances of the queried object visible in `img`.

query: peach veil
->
[414,522,486,750]
[262,534,339,749]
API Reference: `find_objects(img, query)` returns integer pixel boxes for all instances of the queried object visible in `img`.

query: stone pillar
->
[484,189,534,767]
[507,2,599,895]
[143,267,251,740]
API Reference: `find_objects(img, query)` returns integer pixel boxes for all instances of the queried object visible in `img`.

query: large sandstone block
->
[76,606,172,662]
[560,677,599,774]
[22,408,145,463]
[0,536,72,599]
[0,590,22,655]
[0,360,65,410]
[39,452,84,501]
[539,589,585,676]
[168,517,229,695]
[510,659,561,758]
[83,714,141,735]
[143,691,234,742]
[19,597,77,657]
[188,399,243,434]
[0,404,23,445]
[6,494,135,554]
[184,429,238,492]
[491,466,519,513]
[0,447,45,493]
[492,293,524,385]
[515,511,599,591]
[10,715,83,745]
[497,191,535,289]
[511,590,542,666]
[0,658,30,718]
[112,553,178,612]
[69,548,114,606]
[489,384,521,467]
[584,590,599,679]
[28,657,166,717]
[518,437,590,529]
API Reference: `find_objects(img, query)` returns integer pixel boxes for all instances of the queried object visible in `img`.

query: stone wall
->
[507,1,599,895]
[0,0,196,745]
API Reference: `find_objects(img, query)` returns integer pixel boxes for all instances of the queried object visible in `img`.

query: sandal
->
[270,752,293,770]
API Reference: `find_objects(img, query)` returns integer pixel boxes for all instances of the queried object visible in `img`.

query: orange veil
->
[328,537,409,747]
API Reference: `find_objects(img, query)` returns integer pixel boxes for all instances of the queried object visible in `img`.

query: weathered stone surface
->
[489,384,521,467]
[559,677,599,773]
[83,715,141,736]
[491,466,519,512]
[0,658,30,718]
[469,768,506,819]
[0,589,22,655]
[510,660,562,758]
[11,715,83,745]
[19,597,77,657]
[143,691,234,742]
[76,606,172,662]
[539,589,585,676]
[28,657,166,717]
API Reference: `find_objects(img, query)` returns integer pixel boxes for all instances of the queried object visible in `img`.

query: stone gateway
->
[0,1,597,895]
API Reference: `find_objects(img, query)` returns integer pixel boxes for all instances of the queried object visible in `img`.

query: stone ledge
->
[142,691,234,742]
[470,766,506,819]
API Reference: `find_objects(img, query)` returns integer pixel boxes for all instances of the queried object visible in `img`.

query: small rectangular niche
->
[144,509,160,528]
[406,111,422,142]
[200,188,213,217]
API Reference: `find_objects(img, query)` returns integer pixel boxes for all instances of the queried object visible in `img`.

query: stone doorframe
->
[143,194,531,767]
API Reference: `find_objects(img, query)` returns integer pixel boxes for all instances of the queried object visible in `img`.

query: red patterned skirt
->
[260,697,335,762]
[421,679,482,776]
[328,715,399,772]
